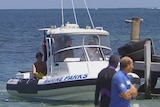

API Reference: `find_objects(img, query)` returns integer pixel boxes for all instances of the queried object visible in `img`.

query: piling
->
[125,17,143,42]
[144,40,151,99]
[126,17,152,99]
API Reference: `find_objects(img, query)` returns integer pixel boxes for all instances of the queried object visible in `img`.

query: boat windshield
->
[52,34,110,50]
[48,34,112,62]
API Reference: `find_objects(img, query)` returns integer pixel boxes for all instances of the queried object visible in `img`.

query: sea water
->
[0,8,160,107]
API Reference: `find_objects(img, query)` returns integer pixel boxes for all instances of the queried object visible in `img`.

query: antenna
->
[61,0,95,28]
[71,0,78,24]
[61,0,64,26]
[83,0,95,28]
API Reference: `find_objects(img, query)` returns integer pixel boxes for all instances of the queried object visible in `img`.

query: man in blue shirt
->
[110,56,138,107]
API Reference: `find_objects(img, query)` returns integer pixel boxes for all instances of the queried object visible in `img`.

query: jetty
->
[118,17,160,99]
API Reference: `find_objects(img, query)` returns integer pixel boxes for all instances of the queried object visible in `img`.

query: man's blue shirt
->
[110,70,132,107]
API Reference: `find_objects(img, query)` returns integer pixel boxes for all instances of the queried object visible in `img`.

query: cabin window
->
[102,48,112,60]
[86,47,102,61]
[54,48,83,62]
[100,36,110,47]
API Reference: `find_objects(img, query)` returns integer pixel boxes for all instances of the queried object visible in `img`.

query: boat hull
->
[7,78,96,101]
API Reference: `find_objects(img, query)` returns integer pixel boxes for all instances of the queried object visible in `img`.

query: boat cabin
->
[40,23,112,77]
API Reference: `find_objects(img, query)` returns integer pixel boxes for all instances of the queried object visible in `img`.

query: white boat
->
[6,0,114,101]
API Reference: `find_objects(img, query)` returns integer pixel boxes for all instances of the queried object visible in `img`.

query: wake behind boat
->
[6,0,114,101]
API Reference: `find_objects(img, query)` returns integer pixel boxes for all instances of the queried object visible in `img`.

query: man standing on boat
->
[60,36,74,61]
[110,56,138,107]
[94,55,119,107]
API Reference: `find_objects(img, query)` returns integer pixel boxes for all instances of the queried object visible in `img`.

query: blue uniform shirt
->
[110,70,132,107]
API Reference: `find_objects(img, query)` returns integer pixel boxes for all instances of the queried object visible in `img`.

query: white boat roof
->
[39,23,109,36]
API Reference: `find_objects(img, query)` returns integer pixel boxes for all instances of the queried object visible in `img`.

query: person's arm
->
[44,62,47,75]
[120,85,138,100]
[32,64,38,74]
[129,85,138,97]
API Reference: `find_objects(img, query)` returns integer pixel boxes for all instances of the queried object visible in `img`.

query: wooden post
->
[144,40,151,99]
[125,17,143,42]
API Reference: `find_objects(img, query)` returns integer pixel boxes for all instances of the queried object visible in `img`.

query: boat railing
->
[54,45,82,54]
[54,45,112,55]
[54,45,112,62]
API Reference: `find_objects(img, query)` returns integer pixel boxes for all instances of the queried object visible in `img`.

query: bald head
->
[120,56,134,73]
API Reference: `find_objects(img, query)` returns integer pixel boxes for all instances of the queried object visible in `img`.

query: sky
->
[0,0,160,9]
